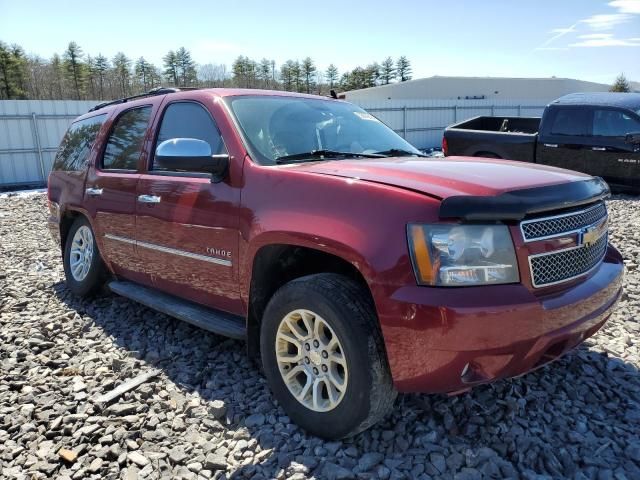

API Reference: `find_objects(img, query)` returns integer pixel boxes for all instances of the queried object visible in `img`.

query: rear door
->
[135,100,243,314]
[84,104,157,283]
[537,106,588,173]
[582,107,640,190]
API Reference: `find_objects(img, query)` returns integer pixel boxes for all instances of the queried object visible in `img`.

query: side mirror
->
[155,138,229,182]
[625,132,640,145]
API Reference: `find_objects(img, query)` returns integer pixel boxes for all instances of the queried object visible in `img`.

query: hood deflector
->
[439,177,610,221]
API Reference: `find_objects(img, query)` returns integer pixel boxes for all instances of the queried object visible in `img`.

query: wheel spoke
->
[311,377,323,411]
[328,351,346,368]
[324,378,339,406]
[297,374,313,401]
[300,311,315,337]
[72,262,83,278]
[284,364,306,382]
[284,317,307,340]
[277,351,302,365]
[327,368,346,391]
[277,330,300,347]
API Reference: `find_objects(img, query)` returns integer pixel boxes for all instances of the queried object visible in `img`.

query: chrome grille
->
[521,202,607,241]
[529,233,608,287]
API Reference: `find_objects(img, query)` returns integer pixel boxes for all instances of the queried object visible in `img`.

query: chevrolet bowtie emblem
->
[578,218,608,247]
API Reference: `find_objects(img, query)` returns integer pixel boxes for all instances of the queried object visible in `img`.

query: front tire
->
[63,216,106,297]
[260,273,396,439]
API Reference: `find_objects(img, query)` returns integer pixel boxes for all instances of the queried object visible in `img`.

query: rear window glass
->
[102,106,152,170]
[549,108,588,136]
[53,114,107,171]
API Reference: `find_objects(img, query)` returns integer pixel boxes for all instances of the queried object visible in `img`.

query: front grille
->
[521,202,607,241]
[529,233,608,287]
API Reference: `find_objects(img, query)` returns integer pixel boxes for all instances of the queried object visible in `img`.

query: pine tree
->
[291,60,302,92]
[0,42,27,99]
[63,41,85,99]
[163,51,179,86]
[112,52,131,97]
[50,54,64,99]
[281,60,294,91]
[365,62,381,87]
[258,58,272,88]
[325,64,339,89]
[380,57,395,84]
[175,47,196,87]
[135,57,153,91]
[301,57,316,94]
[610,73,631,92]
[396,56,412,82]
[93,54,109,99]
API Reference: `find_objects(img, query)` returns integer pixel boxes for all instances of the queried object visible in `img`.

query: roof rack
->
[88,87,196,112]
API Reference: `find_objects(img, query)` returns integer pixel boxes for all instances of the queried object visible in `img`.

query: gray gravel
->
[1,192,639,480]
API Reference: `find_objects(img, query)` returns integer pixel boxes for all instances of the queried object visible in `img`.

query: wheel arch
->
[245,241,376,359]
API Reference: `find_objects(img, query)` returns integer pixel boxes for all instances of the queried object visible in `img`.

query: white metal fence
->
[0,100,97,188]
[351,99,547,149]
[0,98,548,188]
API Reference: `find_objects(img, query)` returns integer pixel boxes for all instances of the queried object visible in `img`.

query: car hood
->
[288,156,591,200]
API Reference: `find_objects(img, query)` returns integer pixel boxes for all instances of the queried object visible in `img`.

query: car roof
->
[551,92,640,110]
[73,88,338,123]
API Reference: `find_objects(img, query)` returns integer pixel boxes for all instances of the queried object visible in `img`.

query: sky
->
[1,0,639,85]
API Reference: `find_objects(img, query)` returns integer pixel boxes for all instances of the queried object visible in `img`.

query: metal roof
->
[552,92,640,110]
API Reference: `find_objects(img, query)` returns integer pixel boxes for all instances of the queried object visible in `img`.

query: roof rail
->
[88,87,192,112]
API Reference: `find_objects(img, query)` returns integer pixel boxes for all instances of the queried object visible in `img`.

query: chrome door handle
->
[86,187,103,196]
[137,194,161,204]
[543,143,558,148]
[592,147,607,151]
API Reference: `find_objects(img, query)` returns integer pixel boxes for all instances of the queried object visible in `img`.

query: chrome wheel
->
[69,225,94,282]
[275,309,348,412]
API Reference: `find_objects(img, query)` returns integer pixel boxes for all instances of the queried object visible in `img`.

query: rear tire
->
[260,273,396,439]
[63,216,106,297]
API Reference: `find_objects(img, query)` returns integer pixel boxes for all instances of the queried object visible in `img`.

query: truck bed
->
[444,116,540,162]
[450,116,540,134]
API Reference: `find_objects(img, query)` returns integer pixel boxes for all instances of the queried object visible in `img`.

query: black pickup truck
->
[443,92,640,192]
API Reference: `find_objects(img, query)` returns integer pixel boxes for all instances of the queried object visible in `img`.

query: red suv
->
[47,87,624,439]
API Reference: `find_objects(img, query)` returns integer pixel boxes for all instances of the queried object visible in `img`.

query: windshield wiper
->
[275,149,384,164]
[373,148,428,157]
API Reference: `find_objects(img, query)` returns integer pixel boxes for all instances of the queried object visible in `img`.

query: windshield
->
[226,95,422,165]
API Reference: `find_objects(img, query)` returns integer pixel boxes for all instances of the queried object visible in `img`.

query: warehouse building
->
[342,76,611,103]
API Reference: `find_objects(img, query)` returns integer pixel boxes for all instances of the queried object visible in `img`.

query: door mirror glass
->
[155,138,229,181]
[625,132,640,145]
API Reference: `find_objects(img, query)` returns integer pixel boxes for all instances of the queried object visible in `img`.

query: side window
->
[593,109,640,138]
[53,114,107,171]
[102,106,152,170]
[549,108,588,136]
[153,102,226,171]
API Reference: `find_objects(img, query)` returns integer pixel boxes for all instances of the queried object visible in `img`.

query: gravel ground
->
[1,193,639,480]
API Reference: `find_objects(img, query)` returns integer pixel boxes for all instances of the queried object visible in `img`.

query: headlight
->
[407,224,519,286]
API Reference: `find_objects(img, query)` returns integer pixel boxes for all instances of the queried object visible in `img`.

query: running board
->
[108,280,246,339]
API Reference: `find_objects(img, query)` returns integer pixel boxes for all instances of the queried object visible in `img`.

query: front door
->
[84,105,154,283]
[537,106,588,174]
[582,107,640,190]
[135,100,243,314]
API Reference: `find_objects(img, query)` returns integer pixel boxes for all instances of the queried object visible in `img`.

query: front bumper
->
[379,245,624,393]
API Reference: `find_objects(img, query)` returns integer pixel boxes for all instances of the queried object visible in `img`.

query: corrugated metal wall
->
[351,99,547,149]
[0,98,547,188]
[0,100,97,188]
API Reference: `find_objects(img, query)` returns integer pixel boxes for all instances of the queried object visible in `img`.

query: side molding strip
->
[104,233,232,267]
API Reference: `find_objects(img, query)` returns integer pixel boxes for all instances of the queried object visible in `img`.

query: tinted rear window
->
[53,114,107,171]
[102,106,152,170]
[549,108,588,136]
